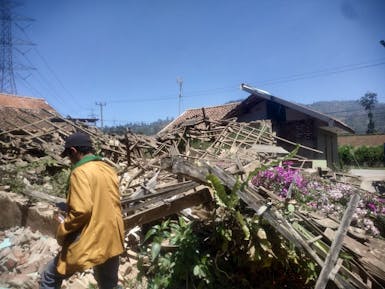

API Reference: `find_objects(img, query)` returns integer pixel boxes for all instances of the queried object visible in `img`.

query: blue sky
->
[11,0,385,126]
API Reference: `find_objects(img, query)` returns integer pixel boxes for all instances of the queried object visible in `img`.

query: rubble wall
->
[0,191,57,237]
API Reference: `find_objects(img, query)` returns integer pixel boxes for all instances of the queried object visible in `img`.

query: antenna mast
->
[177,77,183,115]
[95,101,106,128]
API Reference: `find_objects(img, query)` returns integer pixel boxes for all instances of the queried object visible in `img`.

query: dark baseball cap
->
[61,132,93,157]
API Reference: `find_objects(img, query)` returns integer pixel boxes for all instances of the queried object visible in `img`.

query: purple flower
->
[367,203,377,212]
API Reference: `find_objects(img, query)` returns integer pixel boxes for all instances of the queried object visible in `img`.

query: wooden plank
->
[324,228,370,257]
[3,120,47,144]
[0,116,54,136]
[324,228,385,284]
[29,113,72,137]
[315,193,360,289]
[121,183,200,215]
[21,190,66,204]
[123,187,212,229]
[168,156,356,289]
[121,181,197,203]
[274,134,323,154]
[42,109,100,138]
[250,144,288,154]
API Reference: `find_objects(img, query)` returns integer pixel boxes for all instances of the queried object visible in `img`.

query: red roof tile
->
[0,93,55,111]
[160,102,240,133]
[0,94,60,132]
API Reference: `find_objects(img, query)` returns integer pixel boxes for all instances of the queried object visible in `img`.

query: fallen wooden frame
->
[124,186,212,229]
[165,156,383,289]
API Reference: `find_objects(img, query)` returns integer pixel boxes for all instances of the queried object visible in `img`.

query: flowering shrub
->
[251,164,385,236]
[251,163,307,199]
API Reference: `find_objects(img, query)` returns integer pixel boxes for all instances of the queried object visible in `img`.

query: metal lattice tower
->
[0,0,17,94]
[0,0,33,95]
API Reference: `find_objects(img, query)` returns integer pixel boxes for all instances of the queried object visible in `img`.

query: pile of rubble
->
[0,226,139,289]
[1,112,385,288]
[0,227,58,288]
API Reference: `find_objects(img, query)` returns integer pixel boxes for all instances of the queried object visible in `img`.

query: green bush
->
[338,145,384,167]
[338,145,355,166]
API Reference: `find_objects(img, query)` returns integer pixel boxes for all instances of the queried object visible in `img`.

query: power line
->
[182,58,385,99]
[106,59,385,105]
[17,25,87,112]
[254,60,385,87]
[19,51,72,107]
[16,71,44,98]
[108,95,188,104]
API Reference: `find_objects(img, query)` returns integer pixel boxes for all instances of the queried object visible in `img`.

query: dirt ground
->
[349,168,385,192]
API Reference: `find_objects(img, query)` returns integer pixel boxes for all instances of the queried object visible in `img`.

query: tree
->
[359,92,378,134]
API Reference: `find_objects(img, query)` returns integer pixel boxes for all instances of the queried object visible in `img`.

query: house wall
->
[272,107,317,159]
[237,100,268,122]
[317,128,339,167]
[338,134,385,147]
[276,117,320,160]
[285,107,306,121]
[236,101,338,167]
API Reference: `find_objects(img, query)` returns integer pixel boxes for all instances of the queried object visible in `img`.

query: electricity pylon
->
[0,0,33,95]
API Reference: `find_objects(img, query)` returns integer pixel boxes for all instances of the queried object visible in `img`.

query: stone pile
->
[0,227,58,288]
[0,226,139,289]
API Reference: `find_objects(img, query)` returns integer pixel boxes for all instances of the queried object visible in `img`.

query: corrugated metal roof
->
[239,84,354,134]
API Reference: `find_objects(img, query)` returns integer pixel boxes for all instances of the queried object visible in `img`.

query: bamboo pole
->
[314,192,360,289]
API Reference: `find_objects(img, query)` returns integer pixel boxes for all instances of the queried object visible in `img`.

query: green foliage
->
[0,166,26,193]
[0,157,70,197]
[207,174,239,209]
[138,217,207,289]
[338,145,355,167]
[139,161,318,288]
[359,92,378,111]
[338,145,384,167]
[102,118,173,136]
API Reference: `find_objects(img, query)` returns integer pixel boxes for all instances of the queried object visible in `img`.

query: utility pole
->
[95,102,106,128]
[176,77,183,115]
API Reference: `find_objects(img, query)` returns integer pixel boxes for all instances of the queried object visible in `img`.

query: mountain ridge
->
[307,100,385,134]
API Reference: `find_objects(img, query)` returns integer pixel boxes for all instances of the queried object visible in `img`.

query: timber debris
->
[1,113,385,288]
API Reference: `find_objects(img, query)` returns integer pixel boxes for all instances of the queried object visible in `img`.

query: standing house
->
[226,84,354,167]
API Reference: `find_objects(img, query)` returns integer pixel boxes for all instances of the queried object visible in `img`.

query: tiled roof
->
[160,102,240,133]
[0,93,55,111]
[0,94,59,131]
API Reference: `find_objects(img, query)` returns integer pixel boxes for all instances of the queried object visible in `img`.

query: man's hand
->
[53,211,65,224]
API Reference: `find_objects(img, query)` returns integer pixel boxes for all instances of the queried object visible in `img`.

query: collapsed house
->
[1,94,384,288]
[160,84,355,167]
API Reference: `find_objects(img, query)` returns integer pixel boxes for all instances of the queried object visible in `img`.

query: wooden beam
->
[123,187,212,230]
[0,116,54,136]
[314,193,360,289]
[168,156,356,289]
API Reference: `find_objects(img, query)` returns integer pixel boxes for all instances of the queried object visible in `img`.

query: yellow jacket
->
[56,159,124,275]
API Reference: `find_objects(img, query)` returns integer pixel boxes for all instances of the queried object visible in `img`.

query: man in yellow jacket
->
[40,132,125,289]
